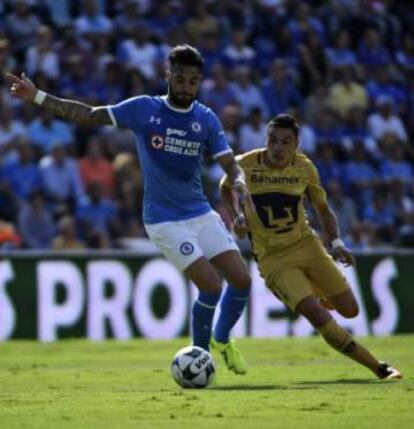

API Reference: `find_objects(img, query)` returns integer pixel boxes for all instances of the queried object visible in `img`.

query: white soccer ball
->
[171,345,216,388]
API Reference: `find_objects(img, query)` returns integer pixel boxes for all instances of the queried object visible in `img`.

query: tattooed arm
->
[6,72,113,127]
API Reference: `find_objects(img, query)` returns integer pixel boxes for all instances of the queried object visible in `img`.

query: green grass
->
[0,335,413,429]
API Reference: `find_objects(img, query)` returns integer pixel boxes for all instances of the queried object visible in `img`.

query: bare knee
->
[296,295,332,328]
[233,272,252,290]
[337,301,359,318]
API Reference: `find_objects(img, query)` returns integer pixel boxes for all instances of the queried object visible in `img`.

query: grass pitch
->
[0,335,413,429]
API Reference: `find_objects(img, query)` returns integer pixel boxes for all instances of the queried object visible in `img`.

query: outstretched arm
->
[5,72,113,127]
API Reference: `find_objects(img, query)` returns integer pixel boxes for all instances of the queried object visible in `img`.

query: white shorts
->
[145,211,240,271]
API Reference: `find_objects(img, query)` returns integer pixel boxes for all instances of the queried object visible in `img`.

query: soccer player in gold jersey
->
[220,113,402,380]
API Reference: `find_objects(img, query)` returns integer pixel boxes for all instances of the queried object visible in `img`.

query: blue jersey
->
[108,95,232,224]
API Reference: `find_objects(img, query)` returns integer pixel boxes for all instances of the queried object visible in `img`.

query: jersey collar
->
[161,95,194,113]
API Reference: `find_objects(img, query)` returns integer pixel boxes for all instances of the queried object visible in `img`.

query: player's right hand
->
[5,72,37,102]
[233,213,248,239]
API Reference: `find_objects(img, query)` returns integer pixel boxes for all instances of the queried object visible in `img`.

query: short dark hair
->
[168,44,204,70]
[268,114,299,138]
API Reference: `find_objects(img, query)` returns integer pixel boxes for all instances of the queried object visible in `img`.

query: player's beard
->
[168,90,195,108]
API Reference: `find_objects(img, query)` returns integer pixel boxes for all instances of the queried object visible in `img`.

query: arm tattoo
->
[42,94,113,127]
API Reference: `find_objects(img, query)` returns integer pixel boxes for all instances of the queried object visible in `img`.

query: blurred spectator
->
[396,33,414,75]
[219,104,241,151]
[222,28,256,70]
[261,59,303,116]
[0,105,27,159]
[0,219,21,250]
[76,182,119,242]
[58,54,104,104]
[325,30,357,69]
[5,0,42,60]
[185,2,219,46]
[387,180,414,226]
[239,107,267,153]
[74,0,113,37]
[114,0,145,38]
[44,0,72,28]
[52,215,85,250]
[329,66,368,118]
[344,143,379,208]
[0,38,17,76]
[79,135,114,197]
[367,96,408,142]
[313,108,344,147]
[230,66,268,118]
[117,25,159,80]
[146,1,182,41]
[341,107,376,155]
[327,179,358,242]
[0,139,41,201]
[28,109,74,153]
[357,28,391,70]
[98,61,125,105]
[113,152,142,201]
[56,26,91,72]
[39,142,84,209]
[287,3,326,46]
[297,29,328,94]
[117,181,145,238]
[200,64,238,116]
[26,26,59,80]
[365,67,407,113]
[197,31,223,78]
[18,191,54,249]
[397,212,414,247]
[379,143,413,189]
[314,144,342,188]
[362,190,396,244]
[292,108,316,156]
[303,84,330,125]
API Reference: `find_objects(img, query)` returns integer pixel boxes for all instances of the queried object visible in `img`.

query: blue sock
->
[214,285,251,343]
[192,291,221,350]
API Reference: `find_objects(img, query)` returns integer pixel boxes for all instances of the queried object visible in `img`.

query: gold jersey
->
[223,149,327,259]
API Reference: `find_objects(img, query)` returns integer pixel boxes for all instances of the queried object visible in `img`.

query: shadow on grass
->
[210,384,284,391]
[294,378,378,387]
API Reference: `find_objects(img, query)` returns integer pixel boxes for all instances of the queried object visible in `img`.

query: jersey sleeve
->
[306,160,327,206]
[107,96,144,129]
[205,109,233,159]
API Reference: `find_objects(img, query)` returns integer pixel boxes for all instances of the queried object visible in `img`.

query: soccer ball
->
[171,346,216,388]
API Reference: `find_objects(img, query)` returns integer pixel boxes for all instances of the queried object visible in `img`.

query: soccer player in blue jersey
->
[7,45,251,374]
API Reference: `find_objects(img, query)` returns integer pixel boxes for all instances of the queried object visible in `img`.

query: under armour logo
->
[150,116,161,125]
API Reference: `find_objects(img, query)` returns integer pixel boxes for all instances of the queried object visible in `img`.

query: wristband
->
[34,90,46,106]
[331,238,345,249]
[233,177,246,187]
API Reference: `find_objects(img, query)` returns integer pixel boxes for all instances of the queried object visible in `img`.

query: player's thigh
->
[145,220,203,272]
[197,211,240,261]
[210,250,251,290]
[267,267,314,312]
[302,239,350,299]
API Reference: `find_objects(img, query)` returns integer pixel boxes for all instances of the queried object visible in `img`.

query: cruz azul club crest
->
[151,135,164,149]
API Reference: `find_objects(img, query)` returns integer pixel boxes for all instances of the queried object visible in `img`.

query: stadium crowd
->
[0,0,414,250]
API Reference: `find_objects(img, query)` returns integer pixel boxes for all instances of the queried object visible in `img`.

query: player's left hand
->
[233,213,248,239]
[333,246,356,267]
[233,178,255,212]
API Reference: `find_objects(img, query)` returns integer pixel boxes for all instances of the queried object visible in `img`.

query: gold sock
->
[318,318,380,373]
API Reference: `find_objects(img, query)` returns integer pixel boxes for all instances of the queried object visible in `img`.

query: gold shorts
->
[258,236,350,311]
